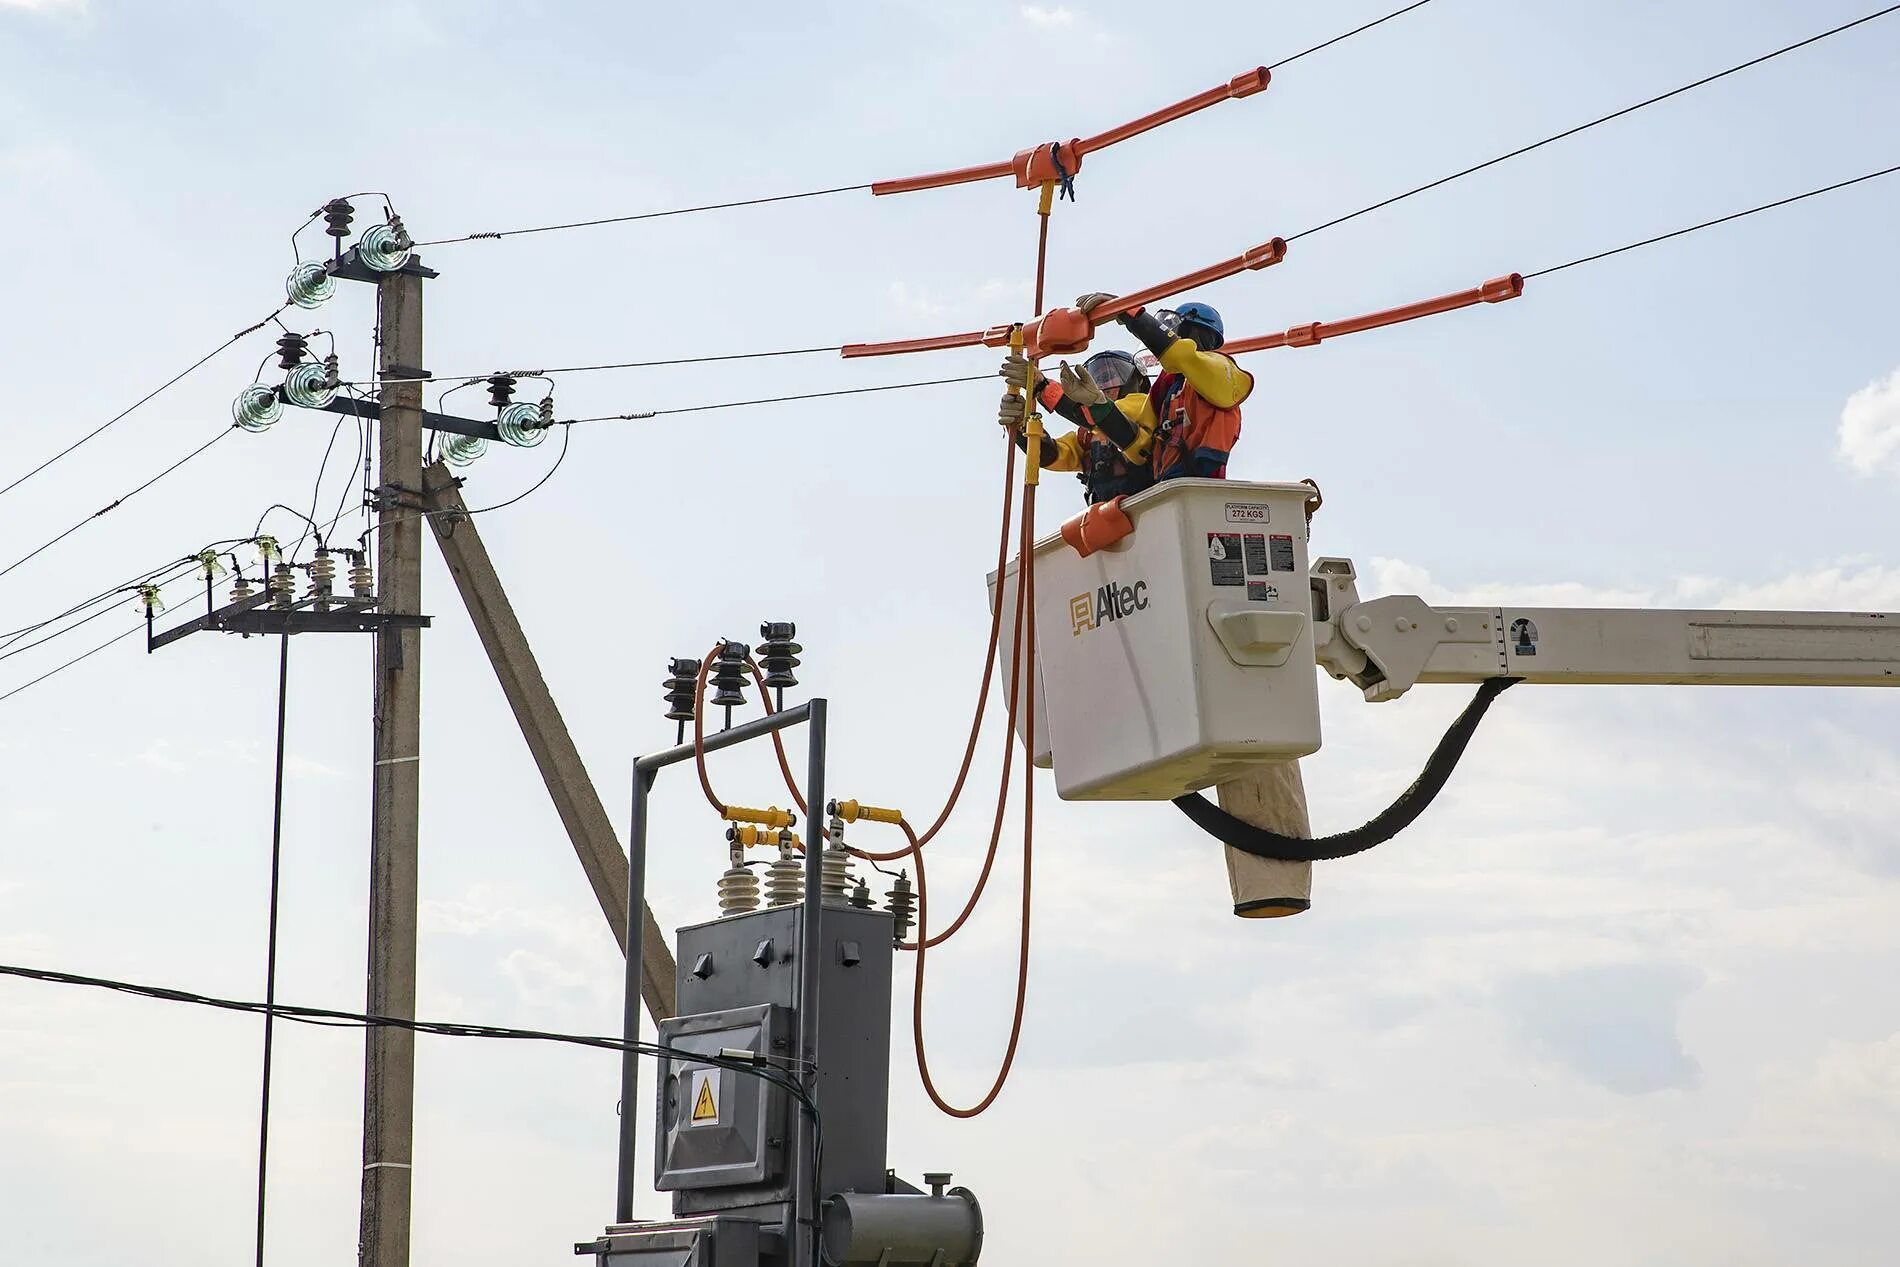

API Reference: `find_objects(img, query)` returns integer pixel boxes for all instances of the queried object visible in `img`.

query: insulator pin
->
[886,871,915,942]
[662,656,699,723]
[757,620,801,691]
[710,641,751,709]
[717,847,761,917]
[307,551,336,606]
[764,844,803,907]
[322,198,355,240]
[266,563,296,610]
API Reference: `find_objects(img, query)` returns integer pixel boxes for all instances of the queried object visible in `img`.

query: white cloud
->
[0,0,87,11]
[1020,4,1076,27]
[887,280,946,321]
[1838,367,1900,475]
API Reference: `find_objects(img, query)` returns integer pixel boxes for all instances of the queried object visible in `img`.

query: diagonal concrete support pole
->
[422,462,676,1020]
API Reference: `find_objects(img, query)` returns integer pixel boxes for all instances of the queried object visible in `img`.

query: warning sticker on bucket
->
[1268,534,1296,572]
[1207,533,1243,586]
[1242,533,1270,575]
[1247,581,1280,603]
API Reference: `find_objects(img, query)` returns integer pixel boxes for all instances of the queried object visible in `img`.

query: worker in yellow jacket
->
[1080,295,1252,482]
[996,348,1158,505]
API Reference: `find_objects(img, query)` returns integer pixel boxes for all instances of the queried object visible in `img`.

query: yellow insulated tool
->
[722,804,794,829]
[831,798,902,826]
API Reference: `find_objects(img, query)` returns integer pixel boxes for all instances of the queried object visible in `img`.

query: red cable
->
[691,646,727,814]
[908,485,1038,1117]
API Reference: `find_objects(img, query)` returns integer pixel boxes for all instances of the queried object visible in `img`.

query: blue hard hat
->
[1173,301,1224,347]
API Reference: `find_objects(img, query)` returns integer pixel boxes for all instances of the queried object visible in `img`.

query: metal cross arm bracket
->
[871,66,1268,195]
[1311,556,1900,702]
[316,396,500,442]
[328,246,440,285]
[147,590,430,652]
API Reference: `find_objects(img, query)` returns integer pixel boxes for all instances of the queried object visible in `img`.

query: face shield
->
[1081,350,1149,400]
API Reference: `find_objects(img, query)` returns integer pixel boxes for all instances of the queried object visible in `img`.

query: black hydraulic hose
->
[1173,677,1520,862]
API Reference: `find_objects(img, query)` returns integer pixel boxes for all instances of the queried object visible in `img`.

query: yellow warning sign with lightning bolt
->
[690,1069,719,1124]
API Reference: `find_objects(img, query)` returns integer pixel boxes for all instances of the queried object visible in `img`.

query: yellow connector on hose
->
[1037,180,1056,217]
[831,798,903,826]
[1012,324,1042,488]
[727,824,801,850]
[723,804,794,829]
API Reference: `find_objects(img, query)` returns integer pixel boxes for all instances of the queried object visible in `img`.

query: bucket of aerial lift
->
[988,478,1321,800]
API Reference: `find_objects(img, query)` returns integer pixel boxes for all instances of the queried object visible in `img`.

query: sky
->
[2,0,1900,1263]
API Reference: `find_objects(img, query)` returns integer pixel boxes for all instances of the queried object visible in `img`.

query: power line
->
[1287,2,1900,242]
[564,372,993,425]
[0,622,146,706]
[347,343,846,388]
[415,1,1438,250]
[0,425,239,584]
[0,309,282,504]
[1267,0,1436,70]
[1525,161,1900,278]
[415,183,873,247]
[0,566,206,706]
[0,958,824,1156]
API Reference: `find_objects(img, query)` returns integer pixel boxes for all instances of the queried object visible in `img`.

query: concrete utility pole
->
[421,462,677,1020]
[361,269,424,1267]
[1217,762,1314,917]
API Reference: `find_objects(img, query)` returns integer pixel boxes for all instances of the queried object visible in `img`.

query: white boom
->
[1310,557,1900,702]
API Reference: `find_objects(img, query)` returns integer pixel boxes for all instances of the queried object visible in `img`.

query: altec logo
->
[1070,579,1150,635]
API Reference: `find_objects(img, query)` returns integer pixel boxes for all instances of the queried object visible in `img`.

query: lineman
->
[1077,295,1251,481]
[996,348,1158,505]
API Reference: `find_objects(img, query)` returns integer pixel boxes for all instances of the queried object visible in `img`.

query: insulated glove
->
[998,351,1038,392]
[1057,361,1106,408]
[996,392,1026,429]
[1074,291,1115,317]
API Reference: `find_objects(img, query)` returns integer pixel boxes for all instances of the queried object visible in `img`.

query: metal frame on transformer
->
[618,698,830,1263]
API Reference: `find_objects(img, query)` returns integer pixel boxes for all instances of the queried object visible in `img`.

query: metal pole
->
[361,268,424,1267]
[254,633,290,1267]
[791,698,828,1267]
[615,766,652,1224]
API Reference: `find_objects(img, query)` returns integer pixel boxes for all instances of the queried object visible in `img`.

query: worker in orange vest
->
[1075,295,1252,481]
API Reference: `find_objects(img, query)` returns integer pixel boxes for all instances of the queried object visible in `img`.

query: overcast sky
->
[3,1,1899,1264]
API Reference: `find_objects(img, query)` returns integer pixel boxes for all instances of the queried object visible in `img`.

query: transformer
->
[578,696,981,1267]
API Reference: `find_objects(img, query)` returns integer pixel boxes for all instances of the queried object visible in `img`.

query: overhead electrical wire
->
[0,308,283,504]
[0,958,822,1130]
[411,0,1438,249]
[1267,0,1436,69]
[1285,2,1900,243]
[0,557,227,706]
[562,373,992,425]
[0,425,239,584]
[347,344,847,388]
[0,621,148,706]
[1523,161,1900,278]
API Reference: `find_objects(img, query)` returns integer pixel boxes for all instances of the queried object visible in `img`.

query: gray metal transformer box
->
[657,903,894,1218]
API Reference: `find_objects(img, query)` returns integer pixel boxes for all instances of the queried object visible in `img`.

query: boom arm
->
[1311,557,1900,702]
